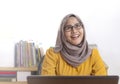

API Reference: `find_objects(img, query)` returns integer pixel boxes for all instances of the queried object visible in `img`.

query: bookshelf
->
[0,40,43,84]
[0,67,38,84]
[0,81,27,84]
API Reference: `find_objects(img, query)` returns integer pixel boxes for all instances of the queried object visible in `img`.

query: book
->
[0,71,16,77]
[17,71,31,81]
[0,77,16,82]
[0,71,17,82]
[0,71,16,74]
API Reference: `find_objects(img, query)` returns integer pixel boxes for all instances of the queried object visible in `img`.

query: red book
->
[0,71,16,74]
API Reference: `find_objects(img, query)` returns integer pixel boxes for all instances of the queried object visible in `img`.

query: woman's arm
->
[91,48,107,75]
[41,48,57,75]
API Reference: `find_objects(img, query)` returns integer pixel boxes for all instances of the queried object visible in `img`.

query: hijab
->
[54,14,92,67]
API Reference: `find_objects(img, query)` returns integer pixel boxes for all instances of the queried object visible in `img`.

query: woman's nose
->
[71,27,77,32]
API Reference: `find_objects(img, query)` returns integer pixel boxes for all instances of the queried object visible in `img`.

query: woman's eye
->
[65,26,71,30]
[75,24,80,28]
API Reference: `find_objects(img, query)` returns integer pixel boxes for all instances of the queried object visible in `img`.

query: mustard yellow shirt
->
[41,48,107,76]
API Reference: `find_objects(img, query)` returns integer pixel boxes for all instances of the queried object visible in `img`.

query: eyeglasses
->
[64,23,82,32]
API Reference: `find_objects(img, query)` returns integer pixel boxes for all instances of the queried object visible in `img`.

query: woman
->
[41,14,107,76]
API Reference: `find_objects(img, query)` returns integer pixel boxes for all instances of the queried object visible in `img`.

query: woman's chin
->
[71,42,80,45]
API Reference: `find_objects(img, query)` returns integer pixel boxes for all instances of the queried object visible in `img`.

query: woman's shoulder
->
[46,47,54,51]
[92,48,99,54]
[46,47,56,52]
[46,47,60,56]
[90,48,102,60]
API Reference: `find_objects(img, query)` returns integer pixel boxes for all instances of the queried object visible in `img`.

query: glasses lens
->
[64,23,82,32]
[64,26,72,31]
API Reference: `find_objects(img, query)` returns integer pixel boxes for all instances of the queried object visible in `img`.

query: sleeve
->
[91,48,107,76]
[41,48,58,75]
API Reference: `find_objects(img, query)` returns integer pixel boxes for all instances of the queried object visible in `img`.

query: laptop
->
[27,75,119,84]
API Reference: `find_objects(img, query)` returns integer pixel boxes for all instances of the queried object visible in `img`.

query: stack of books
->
[0,71,17,82]
[14,40,43,67]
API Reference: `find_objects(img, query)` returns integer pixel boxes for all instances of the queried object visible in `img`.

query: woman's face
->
[64,17,84,45]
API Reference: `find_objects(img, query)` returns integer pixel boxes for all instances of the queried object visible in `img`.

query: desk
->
[0,82,27,84]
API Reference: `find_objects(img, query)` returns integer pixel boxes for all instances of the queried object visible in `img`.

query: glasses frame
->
[64,23,82,32]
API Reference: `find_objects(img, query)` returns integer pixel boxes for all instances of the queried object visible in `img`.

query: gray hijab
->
[54,14,92,67]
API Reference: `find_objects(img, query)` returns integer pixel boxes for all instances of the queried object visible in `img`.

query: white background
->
[0,0,120,77]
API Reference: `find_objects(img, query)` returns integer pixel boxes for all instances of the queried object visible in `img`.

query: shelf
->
[0,67,37,84]
[0,82,27,84]
[0,67,38,71]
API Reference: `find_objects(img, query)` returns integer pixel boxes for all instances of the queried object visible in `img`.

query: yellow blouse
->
[41,47,107,76]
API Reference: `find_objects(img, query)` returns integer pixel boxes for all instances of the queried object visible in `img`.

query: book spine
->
[0,77,16,82]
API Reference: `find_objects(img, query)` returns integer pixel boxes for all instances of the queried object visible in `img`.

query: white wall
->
[0,0,120,77]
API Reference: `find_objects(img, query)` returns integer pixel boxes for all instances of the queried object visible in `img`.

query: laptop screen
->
[27,75,119,84]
